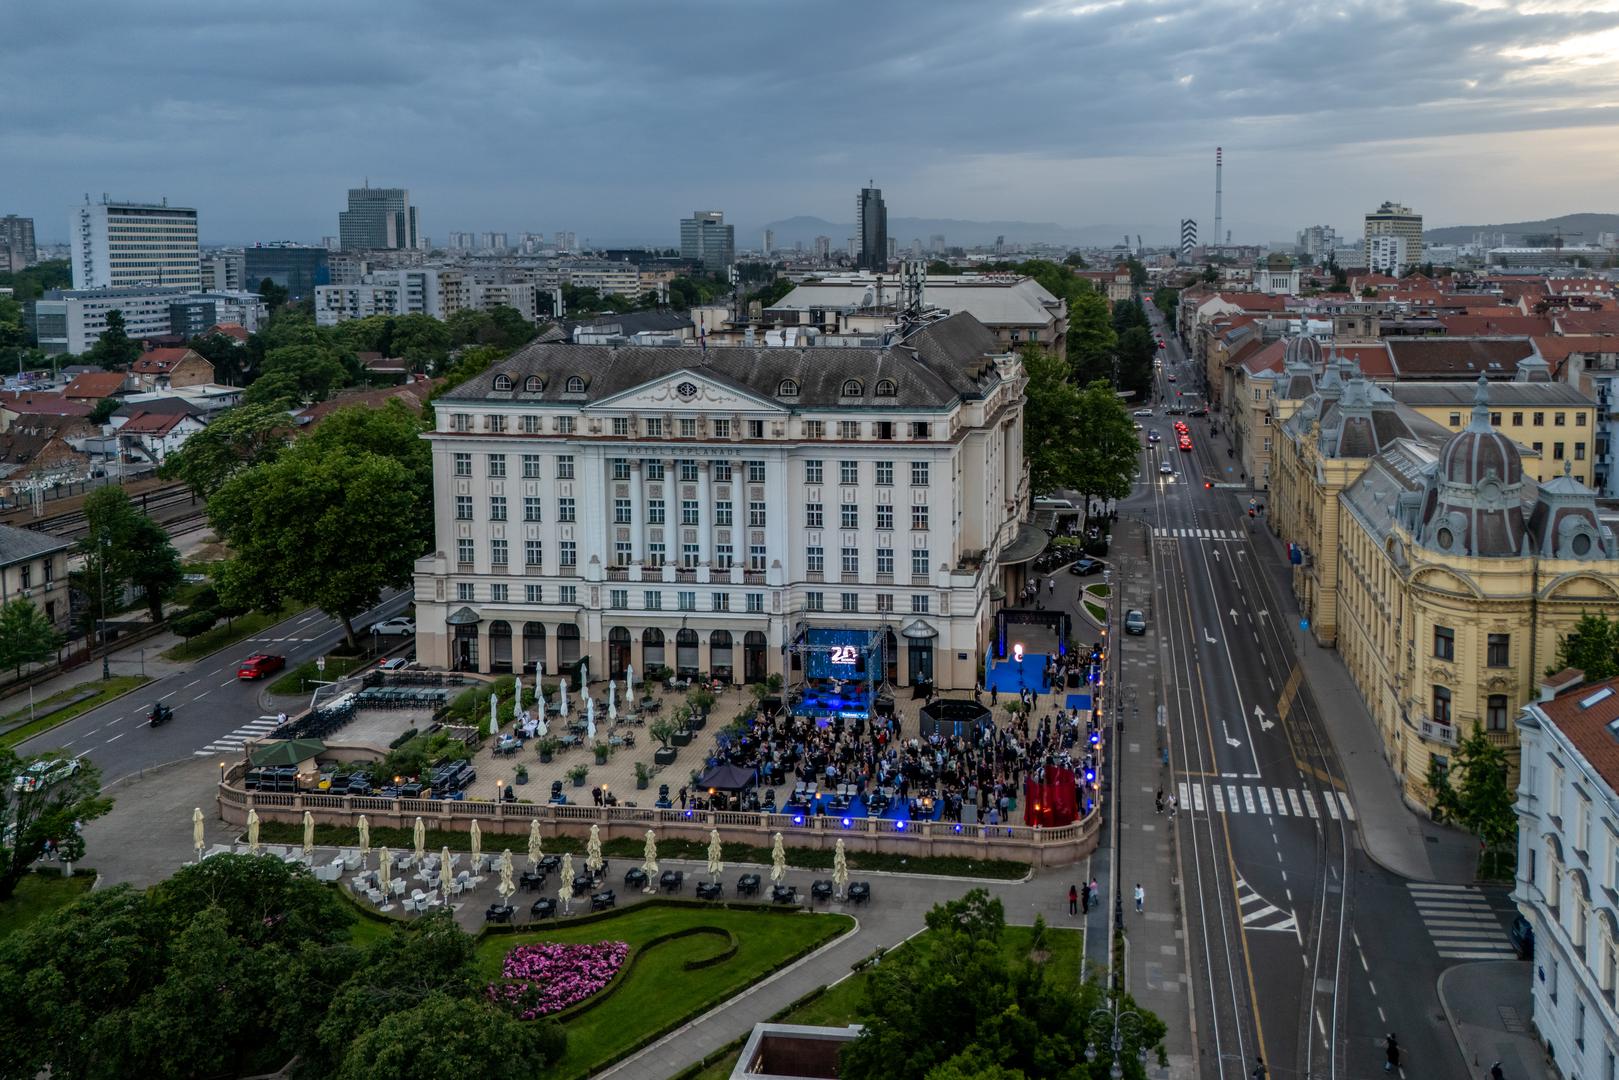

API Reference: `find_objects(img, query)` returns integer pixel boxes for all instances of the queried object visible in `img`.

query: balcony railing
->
[1419,718,1458,747]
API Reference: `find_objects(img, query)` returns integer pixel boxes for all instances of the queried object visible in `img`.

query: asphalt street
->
[19,592,411,785]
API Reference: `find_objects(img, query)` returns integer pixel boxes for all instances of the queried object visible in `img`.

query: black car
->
[1510,914,1534,959]
[1068,558,1102,576]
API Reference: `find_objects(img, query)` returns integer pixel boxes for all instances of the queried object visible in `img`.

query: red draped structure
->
[1023,765,1079,826]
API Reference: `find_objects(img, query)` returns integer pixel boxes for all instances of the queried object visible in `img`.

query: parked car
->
[379,656,411,671]
[1510,914,1534,959]
[1132,408,1153,418]
[12,757,82,793]
[236,653,287,680]
[1124,610,1147,635]
[372,617,416,637]
[1067,557,1102,576]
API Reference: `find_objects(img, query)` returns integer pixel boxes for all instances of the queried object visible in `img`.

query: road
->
[19,593,411,785]
[1121,301,1521,1079]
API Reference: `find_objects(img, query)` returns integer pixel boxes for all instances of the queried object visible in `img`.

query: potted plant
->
[537,737,558,764]
[650,719,680,766]
[568,764,589,788]
[635,761,650,790]
[689,687,717,728]
[593,741,610,765]
[515,764,529,785]
[670,704,694,747]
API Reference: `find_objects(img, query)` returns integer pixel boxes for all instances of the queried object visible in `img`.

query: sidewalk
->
[1437,961,1547,1080]
[0,623,190,736]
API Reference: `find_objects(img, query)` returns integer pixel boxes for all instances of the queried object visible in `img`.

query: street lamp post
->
[1085,1001,1150,1079]
[97,536,110,680]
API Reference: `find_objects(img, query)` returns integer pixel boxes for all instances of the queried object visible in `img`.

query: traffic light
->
[1204,481,1213,490]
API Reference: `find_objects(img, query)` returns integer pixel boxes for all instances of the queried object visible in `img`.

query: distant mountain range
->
[1424,212,1619,246]
[749,215,1173,251]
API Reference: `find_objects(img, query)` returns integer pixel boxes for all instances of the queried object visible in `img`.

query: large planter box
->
[572,774,587,788]
[654,746,679,766]
[671,730,692,747]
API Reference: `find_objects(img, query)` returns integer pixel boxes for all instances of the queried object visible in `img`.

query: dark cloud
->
[6,0,1619,243]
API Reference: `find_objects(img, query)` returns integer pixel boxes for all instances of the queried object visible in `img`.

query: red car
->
[237,654,287,680]
[1178,437,1193,452]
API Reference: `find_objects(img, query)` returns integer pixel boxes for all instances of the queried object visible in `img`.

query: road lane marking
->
[185,679,199,688]
[1211,785,1225,813]
[1302,790,1319,818]
[195,690,210,699]
[160,690,177,700]
[1226,784,1239,810]
[1287,790,1304,816]
[1243,787,1256,813]
[1272,787,1288,815]
[1256,787,1271,815]
[104,733,123,743]
[219,679,236,688]
[1191,783,1205,812]
[1323,792,1340,819]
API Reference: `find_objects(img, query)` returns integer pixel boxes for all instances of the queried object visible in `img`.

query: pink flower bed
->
[489,941,630,1019]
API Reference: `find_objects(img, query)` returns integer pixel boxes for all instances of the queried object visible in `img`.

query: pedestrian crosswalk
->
[1407,882,1516,960]
[1176,780,1355,821]
[1235,874,1298,934]
[1153,527,1248,541]
[195,715,286,756]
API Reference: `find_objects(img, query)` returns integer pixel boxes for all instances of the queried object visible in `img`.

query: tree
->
[1062,252,1087,268]
[1110,298,1148,335]
[1430,722,1518,872]
[242,369,305,409]
[88,397,120,425]
[0,598,60,675]
[339,992,565,1080]
[159,402,292,499]
[81,487,183,622]
[1021,348,1085,496]
[187,330,249,385]
[256,343,347,403]
[1200,265,1219,284]
[1115,326,1156,402]
[0,293,25,350]
[1151,287,1179,319]
[257,276,289,312]
[0,748,112,899]
[389,313,452,373]
[87,309,141,369]
[1070,380,1140,529]
[1549,612,1619,680]
[1066,288,1117,384]
[1125,257,1148,286]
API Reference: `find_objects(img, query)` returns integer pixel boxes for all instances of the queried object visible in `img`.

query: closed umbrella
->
[608,679,617,723]
[560,677,569,717]
[413,816,426,865]
[586,693,596,742]
[442,859,454,905]
[626,664,635,702]
[706,828,724,882]
[440,845,452,893]
[832,838,849,900]
[358,815,371,868]
[514,674,524,718]
[769,831,787,885]
[559,853,575,912]
[378,846,392,893]
[470,820,482,869]
[641,829,658,893]
[192,807,205,860]
[302,810,315,861]
[489,692,500,739]
[527,819,542,870]
[246,808,260,855]
[498,849,514,903]
[535,706,548,738]
[585,824,603,879]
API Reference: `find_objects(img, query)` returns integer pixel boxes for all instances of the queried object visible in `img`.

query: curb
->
[5,676,156,754]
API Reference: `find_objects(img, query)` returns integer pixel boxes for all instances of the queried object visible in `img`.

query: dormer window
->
[492,374,513,391]
[875,379,897,398]
[565,376,586,394]
[841,379,864,397]
[778,379,800,398]
[524,375,544,392]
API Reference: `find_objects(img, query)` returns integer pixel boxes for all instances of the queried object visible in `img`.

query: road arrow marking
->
[1254,705,1275,732]
[1204,629,1217,644]
[1226,736,1241,747]
[1229,608,1239,625]
[1257,609,1270,621]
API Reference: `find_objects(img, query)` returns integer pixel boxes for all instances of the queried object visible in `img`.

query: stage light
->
[1085,769,1095,783]
[1089,731,1100,745]
[841,817,852,828]
[896,820,907,831]
[952,824,962,834]
[792,814,805,825]
[684,810,694,819]
[1012,642,1024,662]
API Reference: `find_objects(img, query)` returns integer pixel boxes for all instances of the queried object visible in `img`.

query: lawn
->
[0,675,152,749]
[161,608,295,663]
[0,871,94,937]
[1086,583,1111,598]
[267,652,368,696]
[1083,600,1107,623]
[476,902,852,1080]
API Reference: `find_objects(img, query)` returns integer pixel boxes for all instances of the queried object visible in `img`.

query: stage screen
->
[805,627,879,681]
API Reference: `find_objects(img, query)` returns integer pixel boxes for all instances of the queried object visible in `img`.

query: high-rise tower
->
[857,186,888,272]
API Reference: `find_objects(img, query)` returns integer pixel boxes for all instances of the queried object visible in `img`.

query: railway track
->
[9,482,206,542]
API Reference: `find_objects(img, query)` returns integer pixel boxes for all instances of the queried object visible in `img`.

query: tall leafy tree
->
[0,598,60,676]
[1115,326,1156,402]
[186,330,249,384]
[257,276,289,312]
[81,487,183,622]
[159,402,292,499]
[1021,347,1085,497]
[1429,722,1518,871]
[1550,612,1619,680]
[1071,379,1140,529]
[257,343,347,403]
[87,309,141,368]
[1151,287,1179,319]
[389,313,452,373]
[0,748,112,899]
[1066,287,1117,384]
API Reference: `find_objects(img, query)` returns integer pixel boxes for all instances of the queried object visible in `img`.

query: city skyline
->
[7,1,1619,246]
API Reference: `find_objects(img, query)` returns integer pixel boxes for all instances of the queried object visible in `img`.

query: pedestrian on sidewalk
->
[1155,788,1165,814]
[1487,1064,1503,1080]
[1134,883,1144,913]
[1384,1033,1399,1072]
[1068,884,1078,916]
[1251,1059,1267,1079]
[1088,876,1098,911]
[1167,793,1178,818]
[1080,880,1091,913]
[1048,578,1056,597]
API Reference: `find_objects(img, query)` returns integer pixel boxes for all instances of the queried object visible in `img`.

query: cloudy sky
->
[8,0,1619,246]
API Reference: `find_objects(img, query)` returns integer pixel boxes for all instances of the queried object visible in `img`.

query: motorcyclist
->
[149,702,172,725]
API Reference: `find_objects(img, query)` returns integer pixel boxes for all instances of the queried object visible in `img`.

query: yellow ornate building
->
[1336,379,1619,809]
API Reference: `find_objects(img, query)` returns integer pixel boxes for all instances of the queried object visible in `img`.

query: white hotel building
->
[413,313,1040,690]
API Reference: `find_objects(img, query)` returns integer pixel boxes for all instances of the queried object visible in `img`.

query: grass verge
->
[0,870,95,937]
[1083,600,1107,623]
[161,608,295,663]
[476,903,851,1080]
[267,652,368,696]
[0,675,153,749]
[253,822,1029,880]
[1087,583,1111,598]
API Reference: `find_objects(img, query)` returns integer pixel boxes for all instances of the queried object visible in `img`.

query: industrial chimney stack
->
[1213,146,1223,253]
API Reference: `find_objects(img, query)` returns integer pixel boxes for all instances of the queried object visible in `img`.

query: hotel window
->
[1432,685,1452,725]
[806,592,824,612]
[1534,411,1545,426]
[1448,412,1461,427]
[645,417,663,437]
[714,419,731,438]
[803,420,824,439]
[1555,412,1567,427]
[713,592,730,612]
[559,585,577,604]
[839,421,861,439]
[876,594,894,613]
[487,415,507,433]
[1487,694,1508,731]
[610,589,628,610]
[455,495,473,520]
[1533,442,1544,455]
[678,591,697,611]
[677,543,696,568]
[558,498,576,522]
[457,539,474,565]
[749,501,767,526]
[488,454,507,477]
[614,498,632,524]
[876,505,894,530]
[555,416,575,434]
[910,422,931,439]
[646,461,664,481]
[841,504,859,529]
[522,454,541,478]
[746,593,764,613]
[911,461,930,486]
[715,500,732,526]
[912,594,930,614]
[452,413,472,432]
[560,541,577,568]
[877,548,894,575]
[805,460,823,484]
[682,500,700,525]
[749,545,767,571]
[556,455,574,479]
[748,461,766,483]
[1491,412,1502,426]
[648,499,665,524]
[454,452,472,477]
[1512,411,1524,426]
[491,584,508,603]
[841,592,859,612]
[645,591,663,610]
[841,547,859,574]
[525,540,542,566]
[679,418,697,438]
[1433,625,1454,660]
[457,582,475,601]
[840,460,858,485]
[746,419,764,438]
[489,496,507,521]
[715,544,733,569]
[912,549,930,577]
[647,542,666,566]
[611,458,630,480]
[522,496,541,522]
[612,541,630,566]
[1576,412,1587,426]
[911,505,929,530]
[714,461,731,482]
[1577,444,1586,460]
[806,503,824,528]
[1555,443,1566,460]
[806,547,824,573]
[876,461,893,485]
[1488,633,1510,667]
[680,460,699,482]
[525,585,543,603]
[612,417,629,436]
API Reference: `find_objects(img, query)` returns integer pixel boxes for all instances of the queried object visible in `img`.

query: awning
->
[997,522,1051,567]
[249,738,326,767]
[900,619,938,640]
[989,584,1007,601]
[697,763,758,791]
[445,606,482,626]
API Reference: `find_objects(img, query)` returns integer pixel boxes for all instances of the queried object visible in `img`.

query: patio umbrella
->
[559,853,575,912]
[535,707,548,738]
[246,808,260,854]
[626,664,635,701]
[514,674,523,715]
[641,830,658,893]
[358,815,370,869]
[378,846,392,893]
[413,817,426,865]
[586,694,596,741]
[192,807,204,860]
[302,810,315,861]
[769,832,787,885]
[489,692,500,738]
[585,824,603,879]
[580,656,589,685]
[560,677,569,717]
[832,839,849,900]
[608,679,617,723]
[442,860,454,905]
[707,829,724,882]
[499,849,515,902]
[470,820,482,867]
[441,845,452,891]
[527,818,542,870]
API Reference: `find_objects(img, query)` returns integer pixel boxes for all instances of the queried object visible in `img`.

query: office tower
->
[69,197,200,290]
[813,236,831,261]
[1296,224,1338,260]
[201,250,245,291]
[762,228,774,256]
[857,186,887,271]
[679,210,735,269]
[887,237,898,261]
[244,243,331,300]
[929,233,946,254]
[339,184,419,250]
[1363,201,1423,269]
[1,215,37,272]
[479,231,508,252]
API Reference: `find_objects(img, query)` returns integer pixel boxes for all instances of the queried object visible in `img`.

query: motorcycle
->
[148,703,173,727]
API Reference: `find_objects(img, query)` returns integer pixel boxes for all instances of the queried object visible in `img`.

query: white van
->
[1033,497,1075,511]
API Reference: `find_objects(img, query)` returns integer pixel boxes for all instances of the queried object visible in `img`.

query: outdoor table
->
[519,871,544,892]
[695,881,722,900]
[573,873,593,892]
[530,898,557,919]
[771,884,797,905]
[485,904,514,923]
[847,882,871,905]
[810,879,834,902]
[737,873,761,896]
[660,870,684,893]
[590,889,616,911]
[624,868,648,889]
[538,854,561,873]
[558,734,581,748]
